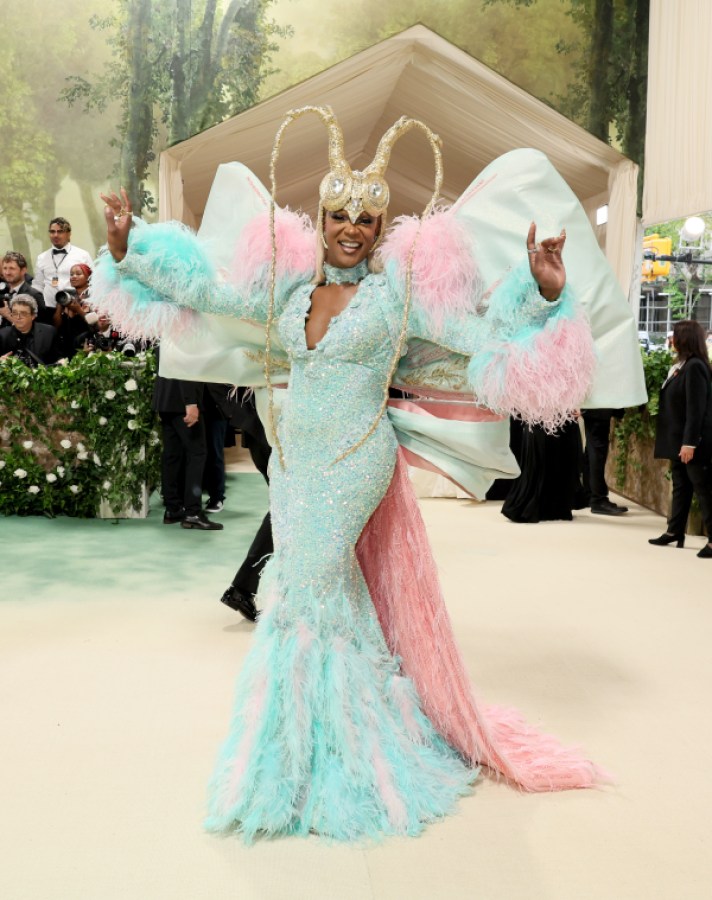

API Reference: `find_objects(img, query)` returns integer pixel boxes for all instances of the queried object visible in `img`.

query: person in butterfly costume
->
[95,106,645,842]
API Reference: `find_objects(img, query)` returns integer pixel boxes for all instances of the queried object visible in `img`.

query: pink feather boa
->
[379,209,481,330]
[231,208,315,289]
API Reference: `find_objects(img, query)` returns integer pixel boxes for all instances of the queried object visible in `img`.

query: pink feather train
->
[357,450,604,791]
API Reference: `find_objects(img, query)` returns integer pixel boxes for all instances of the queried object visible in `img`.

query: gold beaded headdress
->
[265,105,443,468]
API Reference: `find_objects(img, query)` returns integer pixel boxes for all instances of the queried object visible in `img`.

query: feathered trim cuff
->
[467,264,596,431]
[91,219,214,339]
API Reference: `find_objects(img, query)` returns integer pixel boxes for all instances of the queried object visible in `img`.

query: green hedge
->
[0,350,160,517]
[613,347,674,488]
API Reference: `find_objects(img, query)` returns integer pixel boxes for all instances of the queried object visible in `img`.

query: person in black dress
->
[501,417,588,523]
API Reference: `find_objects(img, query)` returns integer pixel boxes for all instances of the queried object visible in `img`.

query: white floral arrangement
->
[0,351,160,517]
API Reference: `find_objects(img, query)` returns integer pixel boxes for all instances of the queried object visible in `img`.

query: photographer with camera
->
[0,295,60,366]
[52,264,94,359]
[0,252,48,327]
[52,287,90,360]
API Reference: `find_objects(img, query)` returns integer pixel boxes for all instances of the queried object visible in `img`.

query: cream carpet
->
[1,475,710,900]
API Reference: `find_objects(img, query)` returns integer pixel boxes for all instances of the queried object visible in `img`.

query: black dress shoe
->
[591,499,628,516]
[220,586,259,622]
[163,508,185,525]
[697,543,712,558]
[181,512,224,531]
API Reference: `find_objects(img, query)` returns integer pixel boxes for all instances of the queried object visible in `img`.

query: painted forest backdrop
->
[1,0,648,260]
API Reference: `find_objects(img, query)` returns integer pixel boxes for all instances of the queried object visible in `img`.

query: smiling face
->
[69,266,89,292]
[323,209,380,269]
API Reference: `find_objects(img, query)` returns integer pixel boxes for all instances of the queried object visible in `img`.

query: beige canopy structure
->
[643,0,712,225]
[159,24,638,298]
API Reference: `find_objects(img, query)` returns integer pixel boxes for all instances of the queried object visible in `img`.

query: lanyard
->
[52,250,68,274]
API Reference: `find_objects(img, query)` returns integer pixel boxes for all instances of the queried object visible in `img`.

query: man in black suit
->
[0,295,59,365]
[0,253,48,327]
[152,351,223,531]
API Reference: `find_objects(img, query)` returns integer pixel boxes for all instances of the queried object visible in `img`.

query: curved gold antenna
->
[366,117,443,215]
[332,120,444,466]
[265,106,344,469]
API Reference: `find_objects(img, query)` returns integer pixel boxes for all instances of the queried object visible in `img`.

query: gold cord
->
[265,106,444,469]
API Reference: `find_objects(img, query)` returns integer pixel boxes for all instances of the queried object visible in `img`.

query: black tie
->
[52,249,67,256]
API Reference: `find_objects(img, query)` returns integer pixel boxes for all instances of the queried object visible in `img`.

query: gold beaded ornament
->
[265,105,443,469]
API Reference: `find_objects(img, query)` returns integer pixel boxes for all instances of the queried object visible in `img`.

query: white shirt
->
[33,243,93,308]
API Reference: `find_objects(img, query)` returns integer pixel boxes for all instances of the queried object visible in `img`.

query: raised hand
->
[527,223,566,301]
[100,188,133,262]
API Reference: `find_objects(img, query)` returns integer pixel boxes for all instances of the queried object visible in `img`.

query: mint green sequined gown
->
[205,262,477,841]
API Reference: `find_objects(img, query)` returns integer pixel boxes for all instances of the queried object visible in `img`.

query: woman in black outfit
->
[650,319,712,557]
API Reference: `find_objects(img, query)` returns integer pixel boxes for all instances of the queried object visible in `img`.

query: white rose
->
[124,379,138,392]
[76,442,86,452]
[104,390,116,400]
[56,466,65,477]
[98,416,108,426]
[60,439,72,449]
[127,405,137,415]
[127,420,137,431]
[13,468,27,479]
[46,473,57,483]
[93,454,101,466]
[77,451,89,461]
[69,485,80,494]
[70,401,80,409]
[0,460,6,469]
[28,485,40,494]
[102,480,112,490]
[22,440,34,449]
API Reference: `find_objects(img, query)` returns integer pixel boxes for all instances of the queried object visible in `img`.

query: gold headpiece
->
[265,106,443,469]
[271,106,443,223]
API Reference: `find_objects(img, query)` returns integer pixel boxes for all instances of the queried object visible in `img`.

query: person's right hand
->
[184,405,199,427]
[100,187,133,262]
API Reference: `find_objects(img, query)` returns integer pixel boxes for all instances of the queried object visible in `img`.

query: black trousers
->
[668,459,712,538]
[159,412,207,516]
[583,414,612,504]
[230,410,273,598]
[203,415,228,504]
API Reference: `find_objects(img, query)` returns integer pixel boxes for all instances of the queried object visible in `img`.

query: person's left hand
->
[680,445,695,463]
[527,223,566,301]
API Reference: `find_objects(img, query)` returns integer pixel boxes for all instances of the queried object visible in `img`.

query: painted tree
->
[0,55,53,259]
[64,0,283,213]
[488,0,649,160]
[0,0,118,257]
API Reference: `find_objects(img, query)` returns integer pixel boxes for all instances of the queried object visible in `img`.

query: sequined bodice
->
[277,272,398,372]
[275,272,400,465]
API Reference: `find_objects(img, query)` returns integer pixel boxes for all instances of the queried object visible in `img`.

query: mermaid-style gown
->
[206,267,477,840]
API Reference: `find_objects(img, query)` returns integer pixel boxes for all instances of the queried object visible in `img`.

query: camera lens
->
[55,289,77,307]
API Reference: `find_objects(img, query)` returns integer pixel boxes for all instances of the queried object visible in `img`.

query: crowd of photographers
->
[0,216,140,366]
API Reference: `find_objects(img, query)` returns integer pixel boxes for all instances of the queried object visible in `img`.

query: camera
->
[55,288,78,307]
